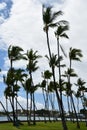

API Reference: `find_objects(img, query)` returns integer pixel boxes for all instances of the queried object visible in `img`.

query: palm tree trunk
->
[57,38,62,101]
[33,93,36,125]
[70,94,80,128]
[42,89,47,123]
[46,30,52,58]
[26,91,29,125]
[6,98,9,121]
[10,60,16,125]
[67,95,72,122]
[46,30,68,130]
[0,101,13,122]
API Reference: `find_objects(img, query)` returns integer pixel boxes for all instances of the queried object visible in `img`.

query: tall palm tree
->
[42,5,68,130]
[68,47,83,128]
[42,5,63,58]
[23,77,32,125]
[45,53,68,130]
[25,49,41,125]
[62,68,77,122]
[8,45,24,126]
[55,24,69,100]
[13,68,27,120]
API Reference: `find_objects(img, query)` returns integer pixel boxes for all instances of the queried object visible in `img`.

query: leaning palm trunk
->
[6,98,9,121]
[0,101,13,122]
[57,38,62,101]
[46,30,68,130]
[12,94,16,125]
[42,89,47,123]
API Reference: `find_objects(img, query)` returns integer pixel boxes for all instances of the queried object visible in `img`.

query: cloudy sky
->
[0,0,87,111]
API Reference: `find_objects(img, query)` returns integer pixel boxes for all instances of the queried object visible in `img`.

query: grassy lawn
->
[0,121,87,130]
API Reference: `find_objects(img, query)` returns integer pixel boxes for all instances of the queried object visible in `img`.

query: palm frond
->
[60,33,69,39]
[60,44,67,57]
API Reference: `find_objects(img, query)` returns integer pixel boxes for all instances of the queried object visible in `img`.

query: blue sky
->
[0,0,87,111]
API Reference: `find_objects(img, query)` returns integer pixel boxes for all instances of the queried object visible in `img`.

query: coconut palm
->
[13,68,27,120]
[42,70,53,121]
[25,49,41,125]
[75,78,87,126]
[42,5,68,129]
[42,5,63,58]
[55,24,69,100]
[45,53,68,130]
[8,45,24,125]
[69,47,83,70]
[23,78,32,125]
[68,47,83,128]
[63,68,77,119]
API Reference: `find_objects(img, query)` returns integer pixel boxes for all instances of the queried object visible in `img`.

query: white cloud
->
[0,2,6,10]
[0,0,87,85]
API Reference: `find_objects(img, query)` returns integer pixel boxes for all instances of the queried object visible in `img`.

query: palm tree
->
[42,5,63,58]
[25,49,41,125]
[8,45,24,68]
[23,77,32,125]
[45,53,68,130]
[68,47,83,128]
[75,78,87,126]
[42,70,53,121]
[8,45,24,126]
[13,68,27,120]
[69,47,83,70]
[42,5,68,130]
[55,24,69,100]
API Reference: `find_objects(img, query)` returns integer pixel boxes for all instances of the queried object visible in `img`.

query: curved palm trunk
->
[57,38,62,100]
[42,88,47,123]
[46,30,68,130]
[10,60,16,125]
[6,97,9,121]
[0,101,13,122]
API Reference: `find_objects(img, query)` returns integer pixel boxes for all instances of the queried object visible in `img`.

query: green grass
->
[0,121,87,130]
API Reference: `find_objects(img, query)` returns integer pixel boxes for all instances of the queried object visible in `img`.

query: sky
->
[0,0,87,111]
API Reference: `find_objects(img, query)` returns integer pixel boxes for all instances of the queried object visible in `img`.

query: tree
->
[25,49,41,125]
[8,45,24,126]
[75,78,87,126]
[68,47,83,128]
[42,5,68,130]
[55,24,69,100]
[42,70,53,121]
